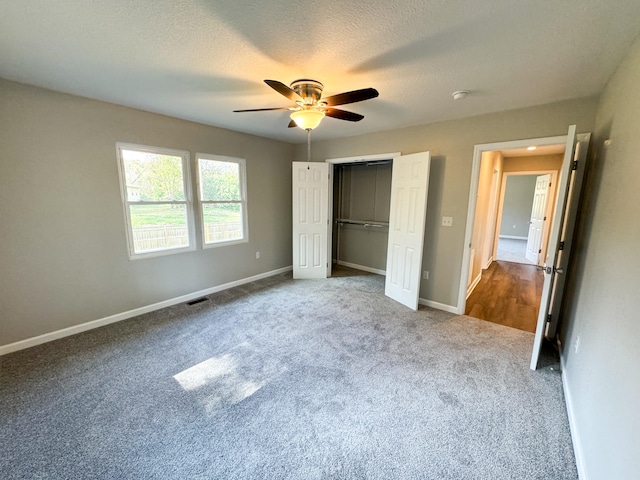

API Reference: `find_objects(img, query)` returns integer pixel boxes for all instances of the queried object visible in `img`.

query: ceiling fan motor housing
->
[291,79,324,105]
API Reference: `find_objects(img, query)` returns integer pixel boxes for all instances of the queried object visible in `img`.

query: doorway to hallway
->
[465,260,543,333]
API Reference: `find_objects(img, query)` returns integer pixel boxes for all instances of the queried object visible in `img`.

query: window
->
[196,154,248,247]
[116,143,195,259]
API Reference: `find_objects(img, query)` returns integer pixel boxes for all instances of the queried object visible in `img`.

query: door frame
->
[492,170,559,266]
[458,134,567,315]
[325,152,401,277]
[481,166,500,270]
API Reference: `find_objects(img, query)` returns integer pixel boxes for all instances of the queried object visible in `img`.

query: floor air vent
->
[186,297,209,306]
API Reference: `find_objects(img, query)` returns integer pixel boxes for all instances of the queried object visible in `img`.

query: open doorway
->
[464,143,565,333]
[494,170,559,265]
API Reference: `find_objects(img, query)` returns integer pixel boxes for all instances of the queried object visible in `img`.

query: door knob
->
[554,267,565,274]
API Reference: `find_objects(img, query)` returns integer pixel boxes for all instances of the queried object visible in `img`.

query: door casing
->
[492,170,558,267]
[460,135,568,315]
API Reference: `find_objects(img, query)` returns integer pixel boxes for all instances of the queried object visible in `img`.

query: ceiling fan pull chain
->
[307,128,311,169]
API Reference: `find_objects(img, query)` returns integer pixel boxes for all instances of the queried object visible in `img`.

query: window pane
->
[122,149,186,202]
[199,160,240,201]
[203,203,243,243]
[129,204,189,253]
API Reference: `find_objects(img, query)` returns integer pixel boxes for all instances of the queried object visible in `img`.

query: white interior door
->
[384,152,431,310]
[530,126,590,369]
[292,162,328,279]
[525,174,551,264]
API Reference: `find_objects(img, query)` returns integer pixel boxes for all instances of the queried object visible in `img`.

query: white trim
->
[560,353,588,480]
[337,260,386,276]
[0,266,293,356]
[499,235,528,240]
[325,152,401,165]
[483,256,493,270]
[466,273,482,299]
[418,298,459,314]
[458,134,568,316]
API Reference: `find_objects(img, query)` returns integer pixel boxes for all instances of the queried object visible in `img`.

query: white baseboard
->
[0,266,293,356]
[483,256,493,270]
[499,235,528,240]
[560,352,588,480]
[466,273,482,299]
[336,260,386,276]
[418,298,459,314]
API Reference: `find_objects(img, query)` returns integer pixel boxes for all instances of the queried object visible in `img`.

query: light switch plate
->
[442,216,453,227]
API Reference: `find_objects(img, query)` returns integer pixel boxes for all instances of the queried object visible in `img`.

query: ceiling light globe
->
[290,109,325,130]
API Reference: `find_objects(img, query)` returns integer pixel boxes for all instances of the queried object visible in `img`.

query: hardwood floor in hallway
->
[465,260,544,333]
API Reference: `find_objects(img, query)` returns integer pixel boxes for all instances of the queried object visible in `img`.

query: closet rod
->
[335,218,389,228]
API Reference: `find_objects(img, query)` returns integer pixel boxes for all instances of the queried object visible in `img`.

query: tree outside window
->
[116,144,195,258]
[197,155,248,247]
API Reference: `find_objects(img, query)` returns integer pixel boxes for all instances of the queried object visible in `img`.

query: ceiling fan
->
[234,79,379,130]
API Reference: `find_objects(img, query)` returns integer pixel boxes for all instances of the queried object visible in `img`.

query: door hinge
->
[538,249,542,254]
[572,160,578,170]
[546,314,552,322]
[559,241,565,250]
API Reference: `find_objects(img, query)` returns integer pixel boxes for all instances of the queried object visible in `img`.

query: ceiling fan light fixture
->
[290,109,325,130]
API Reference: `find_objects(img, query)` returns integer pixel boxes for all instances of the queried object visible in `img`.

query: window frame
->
[196,153,249,249]
[116,142,196,260]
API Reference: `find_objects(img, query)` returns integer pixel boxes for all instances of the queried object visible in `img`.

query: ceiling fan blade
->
[288,120,297,128]
[325,108,364,122]
[264,79,303,102]
[323,88,379,106]
[233,107,289,112]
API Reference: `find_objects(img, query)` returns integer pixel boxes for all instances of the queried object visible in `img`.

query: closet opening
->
[331,159,392,276]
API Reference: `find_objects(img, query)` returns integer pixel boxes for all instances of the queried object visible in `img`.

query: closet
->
[332,160,392,273]
[293,151,430,310]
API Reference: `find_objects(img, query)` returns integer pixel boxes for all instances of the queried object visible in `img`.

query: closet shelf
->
[335,218,389,228]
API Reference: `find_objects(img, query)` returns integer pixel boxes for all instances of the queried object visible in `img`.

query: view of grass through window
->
[198,158,245,244]
[121,149,191,254]
[118,146,246,255]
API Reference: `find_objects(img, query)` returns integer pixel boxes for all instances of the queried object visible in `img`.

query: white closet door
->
[292,162,329,279]
[384,152,431,310]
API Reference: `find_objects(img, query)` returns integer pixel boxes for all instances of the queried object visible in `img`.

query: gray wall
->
[499,175,537,237]
[0,79,294,347]
[296,97,598,308]
[560,34,640,478]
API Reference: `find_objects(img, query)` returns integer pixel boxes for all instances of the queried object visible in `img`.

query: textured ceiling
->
[1,1,639,144]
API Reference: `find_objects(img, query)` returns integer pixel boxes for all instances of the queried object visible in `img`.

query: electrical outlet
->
[422,271,429,280]
[255,251,261,259]
[442,216,453,227]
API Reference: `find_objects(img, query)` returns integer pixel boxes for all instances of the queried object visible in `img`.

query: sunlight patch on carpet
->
[173,344,271,413]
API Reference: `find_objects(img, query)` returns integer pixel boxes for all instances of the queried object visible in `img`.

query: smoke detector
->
[452,90,469,100]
